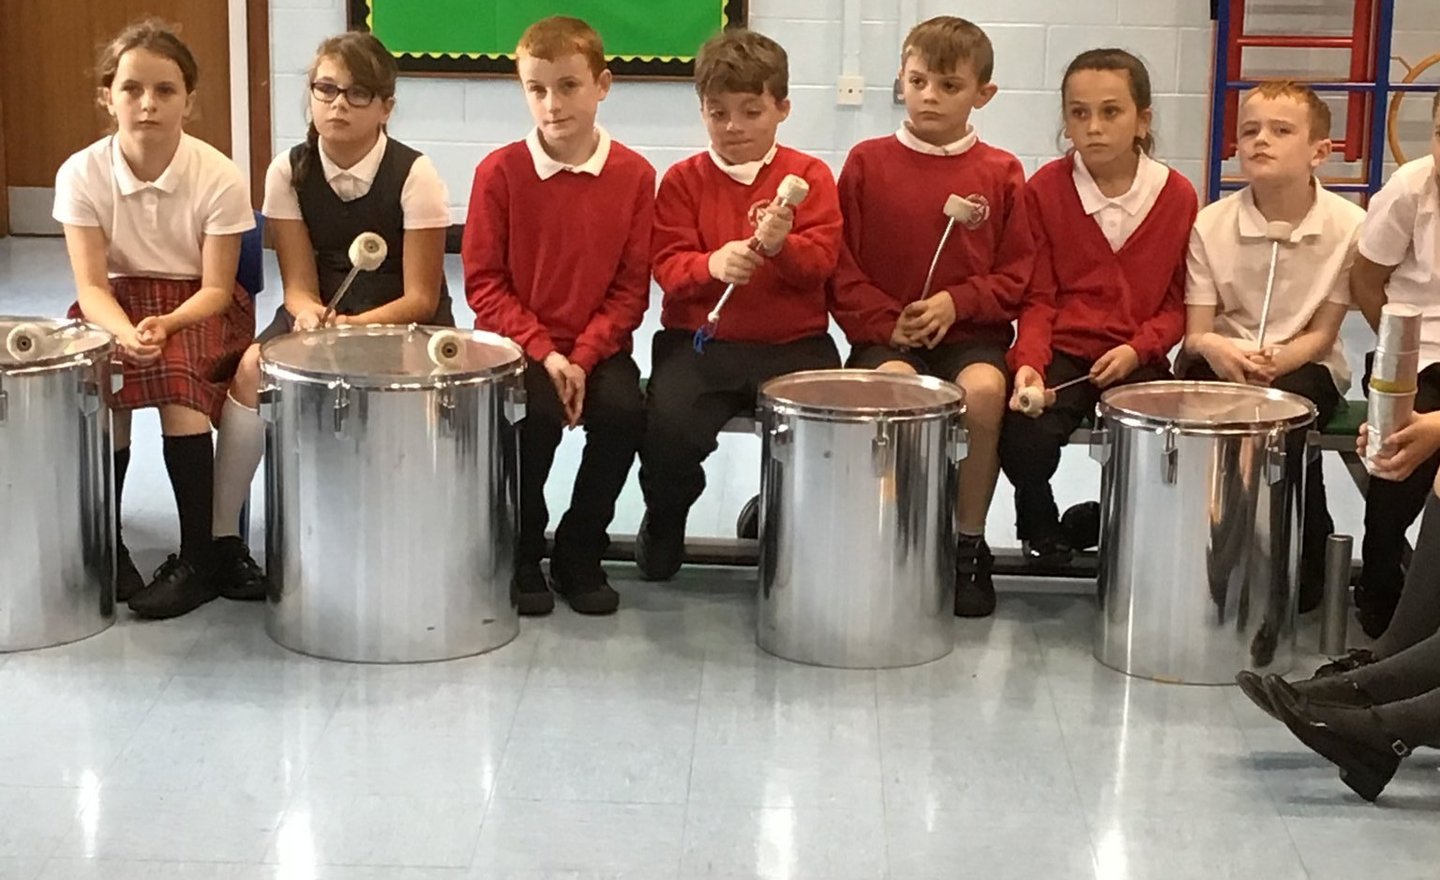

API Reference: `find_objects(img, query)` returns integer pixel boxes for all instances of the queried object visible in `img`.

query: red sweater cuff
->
[523,335,558,364]
[1006,343,1051,375]
[569,343,601,374]
[686,253,714,289]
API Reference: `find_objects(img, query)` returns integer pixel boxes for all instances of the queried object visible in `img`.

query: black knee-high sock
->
[114,447,131,547]
[162,433,214,566]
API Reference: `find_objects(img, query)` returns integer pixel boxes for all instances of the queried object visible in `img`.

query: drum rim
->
[1096,380,1318,433]
[0,316,113,373]
[759,368,966,420]
[258,324,524,387]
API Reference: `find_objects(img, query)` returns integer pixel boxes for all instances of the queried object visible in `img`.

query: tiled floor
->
[4,236,1438,877]
[0,589,1437,879]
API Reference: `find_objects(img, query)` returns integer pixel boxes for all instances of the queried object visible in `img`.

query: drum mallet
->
[1253,220,1294,353]
[1015,374,1091,417]
[318,232,389,327]
[4,318,85,362]
[920,194,980,301]
[693,174,811,353]
[1320,534,1353,655]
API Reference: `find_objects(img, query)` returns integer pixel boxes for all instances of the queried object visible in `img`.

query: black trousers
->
[999,350,1172,541]
[1182,361,1340,583]
[1336,494,1440,748]
[518,353,645,570]
[638,329,840,528]
[1361,360,1440,614]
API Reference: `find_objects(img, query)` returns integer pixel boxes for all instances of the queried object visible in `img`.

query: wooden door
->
[0,0,234,227]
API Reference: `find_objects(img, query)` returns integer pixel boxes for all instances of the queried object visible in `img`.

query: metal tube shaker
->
[1366,304,1422,473]
[1320,534,1352,655]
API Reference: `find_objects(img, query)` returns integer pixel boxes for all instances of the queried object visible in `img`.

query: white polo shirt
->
[525,126,612,180]
[1358,155,1440,369]
[53,134,254,280]
[261,132,451,229]
[1072,150,1170,252]
[1186,183,1365,392]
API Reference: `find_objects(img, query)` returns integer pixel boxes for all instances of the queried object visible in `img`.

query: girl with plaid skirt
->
[53,20,256,619]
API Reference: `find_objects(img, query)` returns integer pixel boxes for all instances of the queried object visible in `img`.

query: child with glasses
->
[206,31,453,607]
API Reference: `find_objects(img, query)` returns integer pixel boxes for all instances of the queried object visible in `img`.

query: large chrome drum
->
[259,325,524,662]
[756,370,966,669]
[0,317,119,651]
[1091,381,1317,684]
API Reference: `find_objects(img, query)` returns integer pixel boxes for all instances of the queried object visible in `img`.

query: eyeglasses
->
[310,81,377,108]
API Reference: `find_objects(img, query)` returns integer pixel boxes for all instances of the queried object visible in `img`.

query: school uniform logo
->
[960,194,990,230]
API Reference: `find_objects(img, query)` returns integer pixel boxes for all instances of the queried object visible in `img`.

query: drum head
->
[1099,381,1316,432]
[760,369,964,419]
[0,317,111,369]
[260,325,522,386]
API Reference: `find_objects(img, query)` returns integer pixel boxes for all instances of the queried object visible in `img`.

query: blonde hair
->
[517,16,606,78]
[902,16,993,83]
[1244,80,1333,141]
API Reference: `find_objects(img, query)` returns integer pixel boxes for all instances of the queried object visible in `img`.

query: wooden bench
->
[596,396,1373,575]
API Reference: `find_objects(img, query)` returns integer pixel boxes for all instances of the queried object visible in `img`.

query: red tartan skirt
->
[68,277,256,422]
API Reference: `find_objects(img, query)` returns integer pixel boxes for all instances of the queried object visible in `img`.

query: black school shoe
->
[1313,648,1379,679]
[1355,591,1399,640]
[1021,533,1073,567]
[116,542,145,603]
[955,536,997,618]
[634,512,685,582]
[1266,675,1409,803]
[212,536,268,601]
[550,554,620,616]
[1234,670,1373,722]
[128,554,219,620]
[1059,501,1101,552]
[514,563,555,616]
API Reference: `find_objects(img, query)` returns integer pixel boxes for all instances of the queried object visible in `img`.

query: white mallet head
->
[5,323,45,362]
[348,232,388,271]
[943,194,977,224]
[1016,386,1045,417]
[1265,221,1293,243]
[775,174,811,206]
[426,329,465,369]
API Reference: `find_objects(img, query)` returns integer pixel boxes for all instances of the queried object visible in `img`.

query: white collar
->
[525,126,612,180]
[1237,182,1326,242]
[112,134,188,196]
[707,142,779,186]
[1072,151,1166,217]
[318,132,388,186]
[895,123,977,157]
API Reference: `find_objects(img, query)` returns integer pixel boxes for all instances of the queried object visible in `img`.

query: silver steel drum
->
[0,317,118,651]
[756,369,966,668]
[1091,381,1317,684]
[259,325,525,662]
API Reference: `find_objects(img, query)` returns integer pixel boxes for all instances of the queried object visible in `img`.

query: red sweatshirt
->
[830,135,1035,346]
[462,139,655,372]
[1007,155,1197,374]
[651,147,842,344]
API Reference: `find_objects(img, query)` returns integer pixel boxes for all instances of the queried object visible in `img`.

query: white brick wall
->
[269,0,1439,221]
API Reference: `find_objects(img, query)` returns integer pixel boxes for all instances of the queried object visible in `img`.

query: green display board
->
[349,0,746,77]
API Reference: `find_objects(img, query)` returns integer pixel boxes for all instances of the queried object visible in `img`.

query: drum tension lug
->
[504,385,527,425]
[330,380,351,435]
[1161,425,1179,485]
